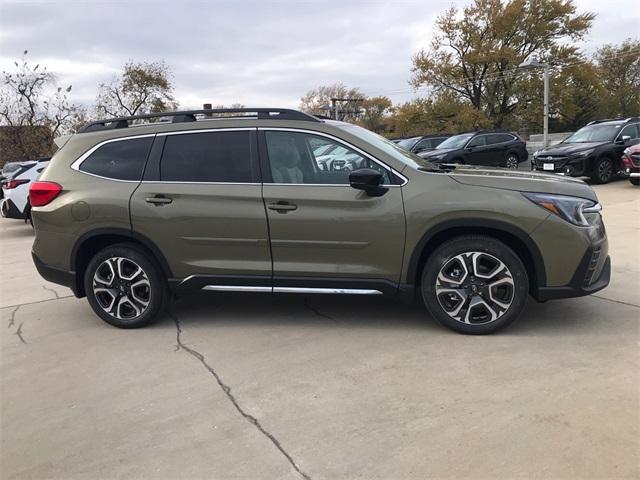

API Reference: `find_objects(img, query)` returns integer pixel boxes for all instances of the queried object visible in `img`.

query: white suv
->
[1,158,50,221]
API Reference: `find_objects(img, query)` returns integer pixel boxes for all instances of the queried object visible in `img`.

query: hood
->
[444,165,598,202]
[420,148,456,158]
[535,141,607,156]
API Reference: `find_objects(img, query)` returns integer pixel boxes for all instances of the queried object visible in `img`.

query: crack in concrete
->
[41,284,61,299]
[169,309,311,480]
[14,322,26,344]
[7,305,20,329]
[303,297,334,321]
[592,295,639,309]
[2,295,75,310]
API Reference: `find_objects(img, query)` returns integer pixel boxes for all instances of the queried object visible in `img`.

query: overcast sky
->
[0,0,638,110]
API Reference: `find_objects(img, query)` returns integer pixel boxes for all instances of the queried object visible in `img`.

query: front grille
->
[630,153,640,167]
[583,246,602,287]
[535,156,568,168]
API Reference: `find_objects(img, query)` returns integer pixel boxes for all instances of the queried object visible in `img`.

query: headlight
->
[573,148,594,158]
[623,147,631,156]
[533,150,541,158]
[522,192,602,227]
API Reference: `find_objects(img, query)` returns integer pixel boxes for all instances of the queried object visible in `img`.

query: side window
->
[467,135,486,147]
[265,131,392,185]
[487,133,513,144]
[160,131,252,182]
[80,137,153,181]
[619,124,639,140]
[413,138,431,152]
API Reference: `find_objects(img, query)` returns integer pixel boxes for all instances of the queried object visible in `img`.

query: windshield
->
[396,137,421,150]
[563,124,622,143]
[2,163,21,176]
[436,133,474,150]
[339,124,425,169]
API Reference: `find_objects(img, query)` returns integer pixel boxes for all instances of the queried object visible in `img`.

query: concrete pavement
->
[1,180,638,479]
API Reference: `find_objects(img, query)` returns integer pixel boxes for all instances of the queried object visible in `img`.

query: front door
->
[130,128,272,288]
[260,129,406,294]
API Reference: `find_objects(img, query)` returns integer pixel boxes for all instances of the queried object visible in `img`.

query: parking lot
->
[1,180,638,479]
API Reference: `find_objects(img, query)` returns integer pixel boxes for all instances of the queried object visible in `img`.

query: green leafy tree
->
[411,0,594,128]
[95,60,177,117]
[358,96,392,133]
[594,39,640,118]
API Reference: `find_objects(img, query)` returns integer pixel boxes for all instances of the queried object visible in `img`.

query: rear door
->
[259,128,406,294]
[130,128,272,288]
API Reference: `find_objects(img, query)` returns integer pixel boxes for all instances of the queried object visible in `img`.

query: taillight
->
[3,178,29,189]
[29,181,62,207]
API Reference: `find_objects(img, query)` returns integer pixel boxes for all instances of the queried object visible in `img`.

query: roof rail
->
[79,108,322,133]
[587,117,639,125]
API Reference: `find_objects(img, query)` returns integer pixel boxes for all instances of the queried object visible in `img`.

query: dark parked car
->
[621,144,640,186]
[395,135,452,155]
[532,117,640,183]
[419,131,528,168]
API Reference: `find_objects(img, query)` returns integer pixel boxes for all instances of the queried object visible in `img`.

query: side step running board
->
[202,285,383,295]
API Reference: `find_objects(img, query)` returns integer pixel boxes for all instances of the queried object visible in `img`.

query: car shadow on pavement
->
[150,292,624,337]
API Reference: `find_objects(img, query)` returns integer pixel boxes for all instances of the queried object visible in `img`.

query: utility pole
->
[519,56,551,147]
[330,97,365,121]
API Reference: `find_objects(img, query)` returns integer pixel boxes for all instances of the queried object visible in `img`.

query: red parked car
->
[622,144,640,186]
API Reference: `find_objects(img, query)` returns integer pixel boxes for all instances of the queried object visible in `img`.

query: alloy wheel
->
[92,257,151,320]
[435,252,515,325]
[506,155,519,169]
[598,159,612,182]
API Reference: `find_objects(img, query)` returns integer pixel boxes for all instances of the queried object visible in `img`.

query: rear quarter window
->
[79,137,153,181]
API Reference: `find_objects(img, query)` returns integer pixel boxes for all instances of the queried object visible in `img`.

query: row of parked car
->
[1,158,50,221]
[391,116,640,185]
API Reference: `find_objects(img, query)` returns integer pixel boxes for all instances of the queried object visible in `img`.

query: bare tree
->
[0,50,83,162]
[95,61,177,118]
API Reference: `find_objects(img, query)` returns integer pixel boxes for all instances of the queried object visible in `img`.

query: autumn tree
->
[594,39,640,118]
[411,0,594,128]
[95,60,177,117]
[0,50,83,163]
[358,96,392,133]
[299,83,365,121]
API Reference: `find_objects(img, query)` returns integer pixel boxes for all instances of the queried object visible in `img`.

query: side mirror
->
[616,135,631,144]
[349,168,388,197]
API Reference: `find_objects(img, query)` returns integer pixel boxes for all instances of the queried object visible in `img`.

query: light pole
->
[519,56,550,148]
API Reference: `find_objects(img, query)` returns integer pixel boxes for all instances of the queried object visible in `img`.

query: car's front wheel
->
[630,177,639,186]
[84,244,166,328]
[421,235,529,334]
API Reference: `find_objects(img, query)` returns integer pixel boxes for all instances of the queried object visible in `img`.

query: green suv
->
[30,108,610,334]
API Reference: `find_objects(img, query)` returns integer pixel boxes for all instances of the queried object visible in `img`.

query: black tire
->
[421,235,529,334]
[505,153,519,169]
[84,243,166,328]
[591,157,614,184]
[630,177,640,186]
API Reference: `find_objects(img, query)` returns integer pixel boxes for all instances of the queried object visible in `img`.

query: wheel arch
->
[406,219,546,295]
[71,228,173,297]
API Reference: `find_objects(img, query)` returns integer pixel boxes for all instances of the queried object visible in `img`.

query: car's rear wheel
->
[421,235,528,334]
[84,243,166,328]
[505,153,519,169]
[592,157,614,184]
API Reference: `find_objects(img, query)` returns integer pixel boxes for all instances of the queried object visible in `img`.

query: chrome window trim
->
[70,133,157,183]
[464,133,517,149]
[258,127,409,186]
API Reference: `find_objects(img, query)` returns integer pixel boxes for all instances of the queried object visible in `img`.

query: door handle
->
[267,201,297,213]
[145,196,173,205]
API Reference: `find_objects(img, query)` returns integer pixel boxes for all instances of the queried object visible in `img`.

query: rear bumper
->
[32,252,81,297]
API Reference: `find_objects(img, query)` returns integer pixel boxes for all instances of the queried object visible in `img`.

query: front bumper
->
[533,156,590,177]
[32,252,81,297]
[534,220,610,302]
